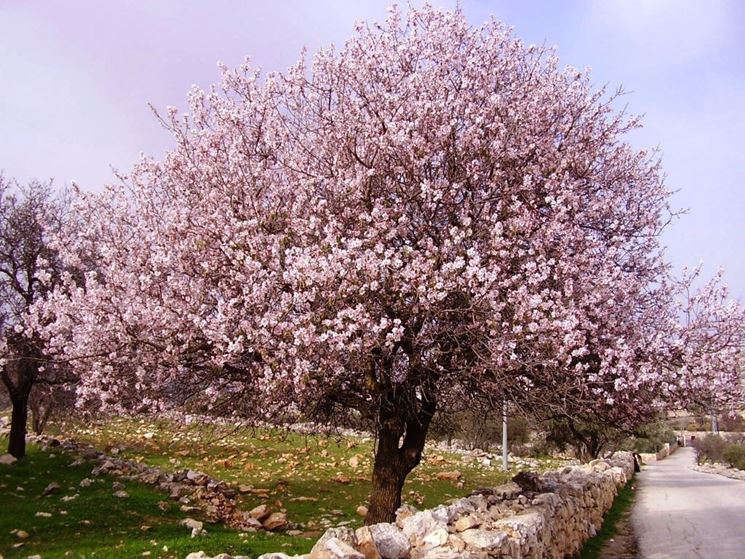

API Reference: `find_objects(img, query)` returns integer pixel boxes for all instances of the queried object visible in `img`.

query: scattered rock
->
[310,536,364,559]
[262,512,288,531]
[42,482,61,496]
[435,471,461,482]
[0,454,17,465]
[367,523,409,559]
[79,478,93,487]
[181,517,205,537]
[248,504,271,521]
[15,530,29,540]
[453,514,481,532]
[459,528,508,552]
[113,490,129,499]
[355,505,368,518]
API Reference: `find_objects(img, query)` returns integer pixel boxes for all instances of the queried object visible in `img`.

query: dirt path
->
[598,506,638,559]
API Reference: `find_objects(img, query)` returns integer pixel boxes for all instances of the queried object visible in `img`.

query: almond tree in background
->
[33,6,744,521]
[0,175,73,458]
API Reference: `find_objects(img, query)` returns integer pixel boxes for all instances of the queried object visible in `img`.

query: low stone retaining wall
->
[30,435,286,532]
[639,442,676,463]
[189,452,634,559]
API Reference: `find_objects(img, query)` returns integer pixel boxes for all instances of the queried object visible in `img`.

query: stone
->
[401,511,443,540]
[312,527,357,551]
[418,549,462,559]
[113,490,129,498]
[421,526,449,548]
[356,505,368,518]
[368,523,410,559]
[459,529,508,552]
[454,515,481,532]
[435,470,461,481]
[512,470,543,493]
[0,454,17,465]
[184,552,211,559]
[309,537,364,559]
[15,530,29,540]
[248,504,271,521]
[262,512,288,531]
[181,517,205,537]
[354,526,382,559]
[257,554,298,559]
[42,482,61,496]
[79,478,93,487]
[186,469,209,485]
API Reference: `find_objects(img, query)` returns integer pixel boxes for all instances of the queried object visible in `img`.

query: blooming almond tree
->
[0,176,73,458]
[33,6,742,522]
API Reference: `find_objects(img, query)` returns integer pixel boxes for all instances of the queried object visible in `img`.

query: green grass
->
[578,477,637,559]
[1,413,567,558]
[0,441,314,559]
[44,415,546,530]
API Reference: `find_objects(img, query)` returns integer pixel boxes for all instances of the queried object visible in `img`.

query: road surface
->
[632,446,745,558]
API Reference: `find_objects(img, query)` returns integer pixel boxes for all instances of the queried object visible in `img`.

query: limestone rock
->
[354,526,381,559]
[454,514,481,532]
[459,528,508,552]
[42,482,61,496]
[262,512,288,531]
[0,454,17,465]
[312,527,357,552]
[367,523,410,559]
[309,537,364,559]
[181,518,205,537]
[248,504,271,521]
[401,511,443,540]
[435,470,461,481]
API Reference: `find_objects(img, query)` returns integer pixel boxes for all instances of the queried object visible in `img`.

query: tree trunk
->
[365,390,437,525]
[8,389,30,459]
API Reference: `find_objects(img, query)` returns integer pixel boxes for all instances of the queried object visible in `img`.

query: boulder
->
[42,482,61,496]
[181,518,205,537]
[459,529,508,552]
[309,537,364,559]
[401,511,443,540]
[248,504,272,521]
[0,454,17,465]
[367,523,410,559]
[435,470,461,481]
[262,512,288,531]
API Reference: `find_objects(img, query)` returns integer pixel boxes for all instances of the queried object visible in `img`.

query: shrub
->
[722,444,745,470]
[693,434,727,464]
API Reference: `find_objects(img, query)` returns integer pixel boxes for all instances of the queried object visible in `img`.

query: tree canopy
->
[32,6,744,521]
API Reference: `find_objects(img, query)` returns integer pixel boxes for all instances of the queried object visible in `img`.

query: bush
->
[693,434,728,464]
[429,409,531,451]
[624,422,677,454]
[722,444,745,470]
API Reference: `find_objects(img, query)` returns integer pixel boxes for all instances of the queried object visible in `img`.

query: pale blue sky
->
[1,1,743,300]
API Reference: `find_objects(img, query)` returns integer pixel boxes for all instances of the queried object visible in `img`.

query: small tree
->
[36,6,743,522]
[0,176,71,458]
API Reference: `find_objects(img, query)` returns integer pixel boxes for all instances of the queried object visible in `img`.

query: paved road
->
[632,446,745,559]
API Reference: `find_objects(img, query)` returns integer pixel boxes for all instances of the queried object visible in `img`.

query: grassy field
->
[1,413,563,558]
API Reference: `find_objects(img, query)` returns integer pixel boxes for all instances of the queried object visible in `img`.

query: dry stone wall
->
[189,452,634,559]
